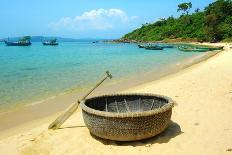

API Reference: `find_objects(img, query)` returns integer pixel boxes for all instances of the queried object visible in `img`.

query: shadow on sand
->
[91,121,183,146]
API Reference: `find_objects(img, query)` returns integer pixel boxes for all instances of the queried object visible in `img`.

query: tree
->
[204,0,232,41]
[195,8,200,13]
[177,2,192,15]
[122,0,232,42]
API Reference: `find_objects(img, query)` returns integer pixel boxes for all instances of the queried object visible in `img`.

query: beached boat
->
[4,36,31,46]
[81,93,174,141]
[43,39,58,46]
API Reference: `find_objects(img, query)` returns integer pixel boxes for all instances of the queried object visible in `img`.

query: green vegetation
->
[122,0,232,42]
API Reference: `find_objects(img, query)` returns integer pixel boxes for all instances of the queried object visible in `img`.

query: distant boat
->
[178,45,223,52]
[138,44,146,48]
[4,36,31,46]
[145,46,164,50]
[43,39,58,46]
[138,44,164,50]
[160,45,174,48]
[195,46,223,51]
[178,46,208,52]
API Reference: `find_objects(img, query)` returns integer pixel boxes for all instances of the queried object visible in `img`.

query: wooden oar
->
[48,71,112,130]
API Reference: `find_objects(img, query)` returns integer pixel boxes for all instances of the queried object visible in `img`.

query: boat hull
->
[145,46,164,50]
[43,42,59,46]
[138,45,145,48]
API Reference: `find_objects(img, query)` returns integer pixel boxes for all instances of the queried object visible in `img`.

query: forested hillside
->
[122,0,232,42]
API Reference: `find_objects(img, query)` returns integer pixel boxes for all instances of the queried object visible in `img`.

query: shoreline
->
[0,48,220,137]
[0,42,231,154]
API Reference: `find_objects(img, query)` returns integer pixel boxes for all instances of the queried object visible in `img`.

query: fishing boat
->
[4,40,31,46]
[4,36,31,46]
[178,45,223,52]
[138,44,146,48]
[138,44,164,50]
[195,46,223,51]
[145,45,164,50]
[43,39,58,46]
[160,45,174,48]
[178,46,208,52]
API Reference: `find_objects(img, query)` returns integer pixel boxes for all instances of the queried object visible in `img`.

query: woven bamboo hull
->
[81,93,174,141]
[82,109,172,141]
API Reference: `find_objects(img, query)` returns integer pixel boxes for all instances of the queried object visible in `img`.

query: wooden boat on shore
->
[43,39,58,46]
[4,36,31,46]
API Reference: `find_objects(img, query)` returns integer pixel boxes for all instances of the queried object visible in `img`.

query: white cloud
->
[49,8,138,31]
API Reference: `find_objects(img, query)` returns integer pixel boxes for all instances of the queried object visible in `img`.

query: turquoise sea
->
[0,41,203,111]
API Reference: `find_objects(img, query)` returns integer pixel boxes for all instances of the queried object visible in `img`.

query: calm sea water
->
[0,41,202,110]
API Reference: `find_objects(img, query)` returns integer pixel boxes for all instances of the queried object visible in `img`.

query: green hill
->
[122,0,232,42]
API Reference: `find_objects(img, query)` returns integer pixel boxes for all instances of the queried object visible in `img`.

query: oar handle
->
[80,70,112,101]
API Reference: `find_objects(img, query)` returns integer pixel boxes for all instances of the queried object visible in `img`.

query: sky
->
[0,0,214,39]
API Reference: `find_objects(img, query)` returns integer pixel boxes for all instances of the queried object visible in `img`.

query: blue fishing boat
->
[4,36,31,46]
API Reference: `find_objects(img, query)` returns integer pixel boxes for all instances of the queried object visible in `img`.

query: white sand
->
[0,43,232,155]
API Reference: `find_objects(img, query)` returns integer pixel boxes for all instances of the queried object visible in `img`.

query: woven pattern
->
[81,93,174,141]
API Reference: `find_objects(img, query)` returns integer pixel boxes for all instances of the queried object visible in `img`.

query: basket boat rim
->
[80,93,175,118]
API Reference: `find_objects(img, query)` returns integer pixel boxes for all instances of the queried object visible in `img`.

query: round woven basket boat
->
[81,93,174,141]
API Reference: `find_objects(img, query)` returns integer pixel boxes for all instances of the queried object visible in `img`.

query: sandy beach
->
[0,43,232,155]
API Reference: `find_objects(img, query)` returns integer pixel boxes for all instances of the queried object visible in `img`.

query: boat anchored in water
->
[160,45,174,48]
[138,44,146,48]
[43,39,59,46]
[144,45,164,50]
[138,44,164,50]
[178,45,223,52]
[4,36,31,46]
